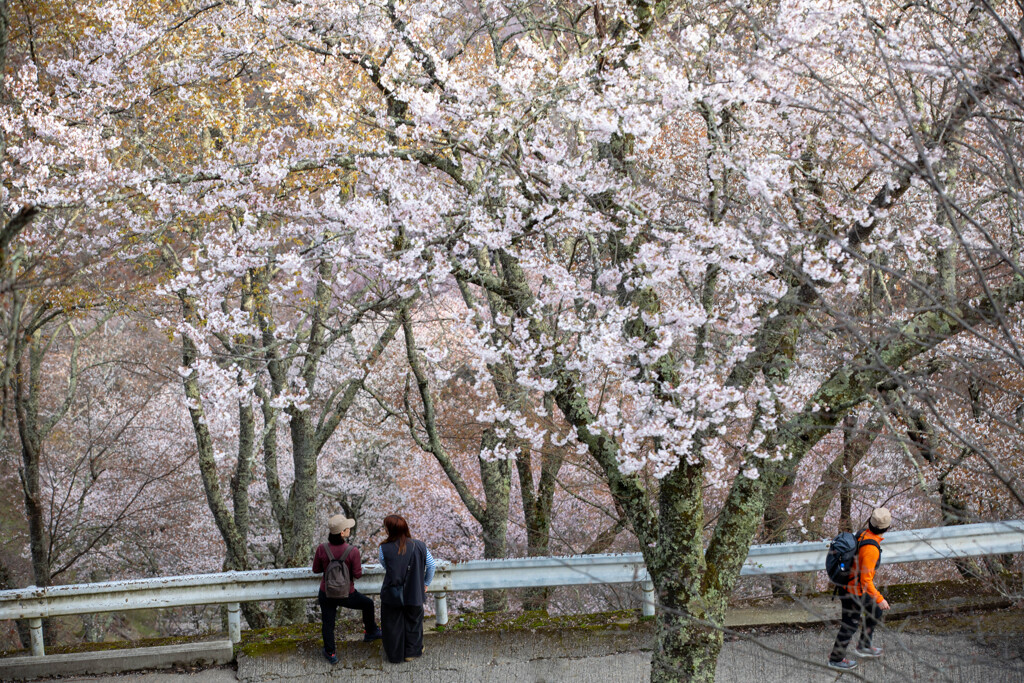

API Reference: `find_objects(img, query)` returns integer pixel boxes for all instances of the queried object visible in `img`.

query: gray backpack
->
[322,543,355,598]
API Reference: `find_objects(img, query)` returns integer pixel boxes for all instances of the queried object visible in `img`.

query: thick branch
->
[705,274,1024,599]
[400,305,486,521]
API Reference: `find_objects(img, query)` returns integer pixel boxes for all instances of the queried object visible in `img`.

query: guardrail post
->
[641,581,656,617]
[434,593,448,626]
[29,617,44,656]
[227,602,241,644]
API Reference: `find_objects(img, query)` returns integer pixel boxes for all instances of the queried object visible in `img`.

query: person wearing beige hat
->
[828,507,892,671]
[312,514,381,665]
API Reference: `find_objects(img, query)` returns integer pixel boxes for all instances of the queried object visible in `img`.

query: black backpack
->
[825,530,880,586]
[322,543,355,598]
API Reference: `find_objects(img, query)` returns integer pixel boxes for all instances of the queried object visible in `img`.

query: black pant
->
[380,603,424,663]
[830,590,884,662]
[318,589,377,655]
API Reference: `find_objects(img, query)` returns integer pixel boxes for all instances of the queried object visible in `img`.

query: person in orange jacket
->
[828,507,892,671]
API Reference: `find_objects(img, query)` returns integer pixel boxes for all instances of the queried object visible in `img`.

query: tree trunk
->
[14,339,55,644]
[480,517,509,611]
[762,469,795,596]
[277,412,318,623]
[518,460,551,610]
[648,460,715,683]
[232,402,268,630]
[285,418,319,563]
[478,429,512,611]
[517,432,562,611]
[15,345,49,591]
[650,605,723,683]
[20,439,49,590]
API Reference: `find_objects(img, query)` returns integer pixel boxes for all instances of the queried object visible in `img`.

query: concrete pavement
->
[15,596,1024,682]
[228,618,1023,682]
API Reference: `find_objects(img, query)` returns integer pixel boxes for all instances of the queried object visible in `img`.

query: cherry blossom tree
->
[0,314,205,646]
[0,0,170,642]
[160,241,403,623]
[0,0,153,437]
[379,292,628,610]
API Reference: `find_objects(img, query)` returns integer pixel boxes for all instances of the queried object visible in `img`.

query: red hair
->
[382,515,411,555]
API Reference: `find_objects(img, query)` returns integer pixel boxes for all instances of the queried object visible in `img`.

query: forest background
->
[1,0,1022,681]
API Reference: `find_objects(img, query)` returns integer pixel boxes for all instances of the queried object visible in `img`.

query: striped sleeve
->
[378,546,385,568]
[424,546,436,586]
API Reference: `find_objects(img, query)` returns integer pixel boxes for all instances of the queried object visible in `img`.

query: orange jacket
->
[846,529,884,603]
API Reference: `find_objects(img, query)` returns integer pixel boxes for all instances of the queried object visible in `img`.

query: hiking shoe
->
[363,628,382,642]
[828,658,857,670]
[324,651,338,665]
[854,645,883,658]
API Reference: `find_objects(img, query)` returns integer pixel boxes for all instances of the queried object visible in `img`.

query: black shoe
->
[828,658,857,670]
[363,627,382,642]
[324,651,338,665]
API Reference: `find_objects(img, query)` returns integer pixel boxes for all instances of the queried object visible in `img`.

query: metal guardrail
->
[2,520,1021,657]
[744,519,1024,573]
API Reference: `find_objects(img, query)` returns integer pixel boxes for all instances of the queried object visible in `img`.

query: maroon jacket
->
[312,542,363,594]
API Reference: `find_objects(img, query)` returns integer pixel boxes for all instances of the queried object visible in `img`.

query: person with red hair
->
[377,514,436,663]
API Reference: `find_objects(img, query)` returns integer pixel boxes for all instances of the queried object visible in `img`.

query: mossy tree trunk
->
[762,469,796,596]
[478,430,512,611]
[517,435,561,610]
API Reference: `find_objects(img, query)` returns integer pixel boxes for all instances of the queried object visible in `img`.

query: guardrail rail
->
[2,520,1021,657]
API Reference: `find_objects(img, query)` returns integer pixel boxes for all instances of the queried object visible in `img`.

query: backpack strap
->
[859,539,881,563]
[394,546,415,587]
[323,542,355,562]
[853,532,882,574]
[339,542,355,563]
[855,530,881,554]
